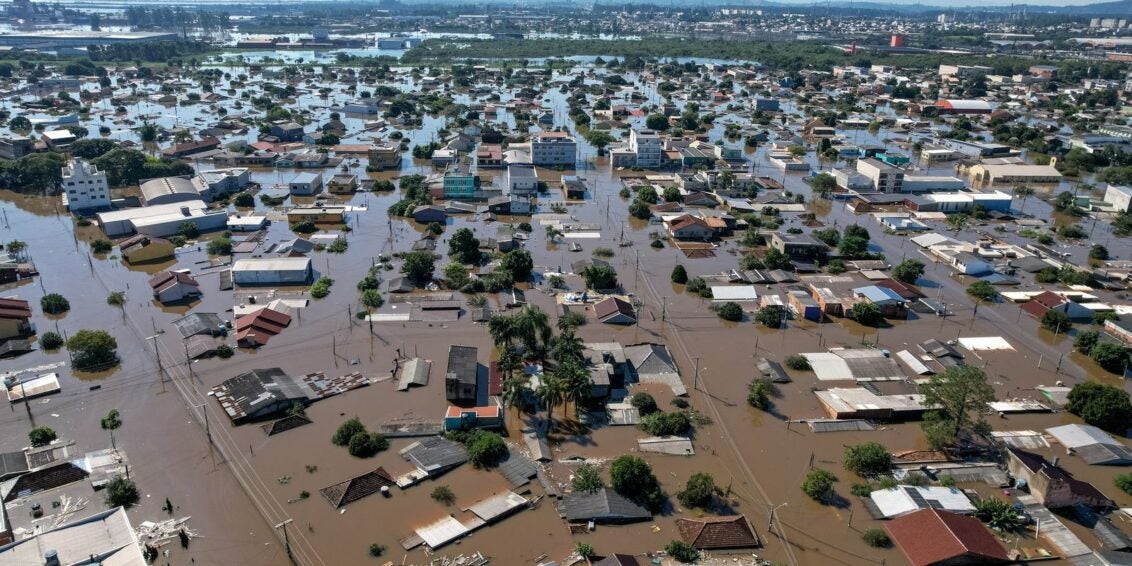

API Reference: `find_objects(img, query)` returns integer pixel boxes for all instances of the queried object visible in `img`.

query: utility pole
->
[274,519,294,561]
[693,356,701,391]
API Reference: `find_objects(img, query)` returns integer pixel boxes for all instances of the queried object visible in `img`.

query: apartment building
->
[856,158,904,193]
[530,131,577,167]
[61,158,111,212]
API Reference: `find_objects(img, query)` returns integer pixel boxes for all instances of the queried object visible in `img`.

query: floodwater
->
[2,60,1130,566]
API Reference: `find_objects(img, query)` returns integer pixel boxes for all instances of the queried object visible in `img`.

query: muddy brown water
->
[2,73,1129,565]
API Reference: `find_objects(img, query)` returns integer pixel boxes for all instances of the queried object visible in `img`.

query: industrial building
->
[231,257,314,286]
[0,30,178,48]
[96,201,228,238]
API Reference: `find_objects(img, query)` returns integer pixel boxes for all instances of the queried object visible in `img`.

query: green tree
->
[572,463,603,493]
[347,432,389,458]
[178,221,199,240]
[1075,330,1100,354]
[206,237,232,256]
[582,264,618,290]
[1067,381,1132,432]
[862,528,890,548]
[448,227,481,264]
[717,301,743,322]
[1041,309,1071,333]
[40,331,64,349]
[40,293,70,315]
[843,224,870,241]
[610,455,666,512]
[1090,245,1110,261]
[662,186,682,203]
[641,411,691,436]
[28,426,56,447]
[919,365,996,448]
[233,192,255,207]
[332,418,366,446]
[499,249,533,282]
[401,251,436,284]
[838,236,869,259]
[843,442,892,476]
[360,289,384,309]
[671,264,688,284]
[645,113,669,131]
[466,430,507,468]
[66,329,118,368]
[636,186,659,204]
[444,262,469,289]
[1090,342,1129,374]
[763,248,793,270]
[756,305,784,328]
[537,372,565,428]
[430,485,455,505]
[101,409,122,449]
[811,173,837,198]
[575,542,596,559]
[848,302,883,327]
[583,130,614,154]
[892,259,925,284]
[966,281,998,301]
[105,476,140,508]
[801,468,837,502]
[630,392,659,416]
[677,472,717,509]
[748,379,774,410]
[973,498,1024,531]
[90,239,112,254]
[1116,473,1132,496]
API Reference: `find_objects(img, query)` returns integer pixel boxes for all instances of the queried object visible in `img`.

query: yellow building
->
[0,298,32,341]
[327,174,358,195]
[119,234,175,264]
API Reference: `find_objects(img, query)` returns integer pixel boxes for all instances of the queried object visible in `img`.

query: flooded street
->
[1,58,1129,566]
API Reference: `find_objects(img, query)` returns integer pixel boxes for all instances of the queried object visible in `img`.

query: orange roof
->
[445,405,500,419]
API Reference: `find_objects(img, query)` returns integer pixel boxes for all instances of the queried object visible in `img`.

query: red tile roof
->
[885,508,1010,566]
[594,297,635,322]
[675,515,760,549]
[0,298,31,320]
[148,271,200,291]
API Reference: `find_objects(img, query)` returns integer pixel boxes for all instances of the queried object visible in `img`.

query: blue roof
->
[853,285,905,304]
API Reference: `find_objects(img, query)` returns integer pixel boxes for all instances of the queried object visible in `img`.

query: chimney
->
[44,549,60,566]
[1052,456,1060,468]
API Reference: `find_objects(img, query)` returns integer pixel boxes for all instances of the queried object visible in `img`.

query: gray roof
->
[0,507,145,566]
[401,436,469,474]
[397,358,431,391]
[497,450,538,487]
[624,343,678,377]
[212,368,309,421]
[446,345,478,386]
[173,312,225,338]
[0,451,28,480]
[560,488,652,523]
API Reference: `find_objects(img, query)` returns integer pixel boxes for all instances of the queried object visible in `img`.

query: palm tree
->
[551,328,585,365]
[501,377,528,421]
[556,358,591,416]
[1014,186,1035,213]
[514,306,552,355]
[536,373,565,430]
[487,315,516,349]
[101,409,122,449]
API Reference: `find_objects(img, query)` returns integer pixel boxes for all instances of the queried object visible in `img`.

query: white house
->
[61,158,111,212]
[288,172,323,196]
[951,252,995,275]
[502,163,538,196]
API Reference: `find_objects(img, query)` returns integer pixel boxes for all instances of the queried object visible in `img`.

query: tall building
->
[630,129,663,168]
[530,131,577,167]
[62,158,111,212]
[856,158,904,193]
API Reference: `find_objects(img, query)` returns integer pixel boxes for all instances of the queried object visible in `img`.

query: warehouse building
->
[96,201,228,238]
[232,257,314,286]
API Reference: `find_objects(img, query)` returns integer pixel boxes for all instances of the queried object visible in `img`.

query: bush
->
[850,483,873,497]
[327,238,348,254]
[1075,330,1100,354]
[685,277,707,294]
[671,265,688,284]
[558,310,587,329]
[641,411,691,436]
[848,302,883,327]
[41,293,70,315]
[650,239,664,249]
[207,237,233,256]
[1041,309,1071,333]
[572,463,603,493]
[862,528,890,548]
[801,468,837,502]
[347,432,389,458]
[290,219,317,234]
[1090,245,1109,260]
[1091,342,1129,373]
[575,542,595,559]
[431,485,455,505]
[1067,381,1132,432]
[592,247,614,258]
[629,392,658,415]
[664,540,699,563]
[90,239,112,254]
[747,379,773,410]
[716,301,743,322]
[332,418,366,446]
[967,281,998,301]
[466,430,508,468]
[216,344,234,358]
[66,329,117,368]
[973,497,1024,531]
[233,192,255,207]
[105,476,140,508]
[677,472,717,509]
[892,259,924,284]
[785,354,810,371]
[106,291,126,306]
[756,305,785,328]
[610,455,666,512]
[368,543,386,558]
[40,331,64,349]
[28,426,56,447]
[582,264,618,290]
[843,442,892,476]
[1116,473,1132,496]
[310,277,333,299]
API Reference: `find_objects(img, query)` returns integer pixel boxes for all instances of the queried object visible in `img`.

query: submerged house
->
[445,345,479,404]
[560,488,651,524]
[443,405,503,432]
[148,271,201,304]
[1006,447,1115,509]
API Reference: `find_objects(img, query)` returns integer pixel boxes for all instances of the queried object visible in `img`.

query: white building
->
[289,172,323,195]
[1104,185,1132,213]
[530,131,576,166]
[630,129,663,168]
[61,158,111,212]
[501,162,538,196]
[97,200,228,238]
[856,158,904,193]
[232,257,314,286]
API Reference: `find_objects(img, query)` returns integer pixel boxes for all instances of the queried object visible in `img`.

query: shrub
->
[290,220,317,234]
[41,293,70,315]
[756,305,785,328]
[431,485,455,505]
[233,192,255,207]
[1074,330,1100,354]
[671,265,688,284]
[664,540,699,563]
[629,392,658,415]
[327,238,348,254]
[592,247,614,258]
[1041,309,1071,333]
[207,237,233,256]
[572,463,603,493]
[892,259,925,284]
[90,239,112,254]
[843,442,892,477]
[650,239,664,249]
[717,301,743,321]
[1089,342,1128,373]
[973,497,1024,531]
[967,281,998,301]
[849,483,873,497]
[368,543,386,558]
[466,430,508,468]
[848,302,883,327]
[582,264,618,290]
[40,331,64,349]
[347,432,389,458]
[216,344,234,358]
[28,426,56,447]
[677,472,717,509]
[801,468,837,502]
[310,277,333,299]
[105,476,140,508]
[575,542,595,559]
[785,354,810,371]
[685,277,707,294]
[106,291,126,306]
[1116,473,1132,496]
[641,411,691,436]
[862,528,890,548]
[332,418,366,446]
[558,310,587,329]
[610,455,666,512]
[747,379,773,410]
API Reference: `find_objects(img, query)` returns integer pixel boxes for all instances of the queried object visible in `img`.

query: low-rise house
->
[870,486,975,518]
[412,205,447,224]
[815,387,927,419]
[286,205,346,224]
[161,137,220,158]
[885,508,1011,566]
[0,507,146,565]
[445,345,479,404]
[1006,447,1115,508]
[476,144,503,168]
[852,285,908,318]
[41,129,76,149]
[950,252,994,276]
[1046,424,1132,465]
[788,291,822,321]
[148,271,201,304]
[235,307,292,347]
[666,215,713,240]
[326,174,357,194]
[770,232,829,259]
[1020,291,1095,323]
[288,172,323,195]
[228,215,268,232]
[561,175,586,200]
[119,234,174,264]
[594,297,637,325]
[443,405,503,432]
[231,257,313,286]
[560,488,651,524]
[0,299,32,342]
[367,143,402,170]
[675,515,760,550]
[1103,185,1132,213]
[269,121,304,142]
[212,368,306,422]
